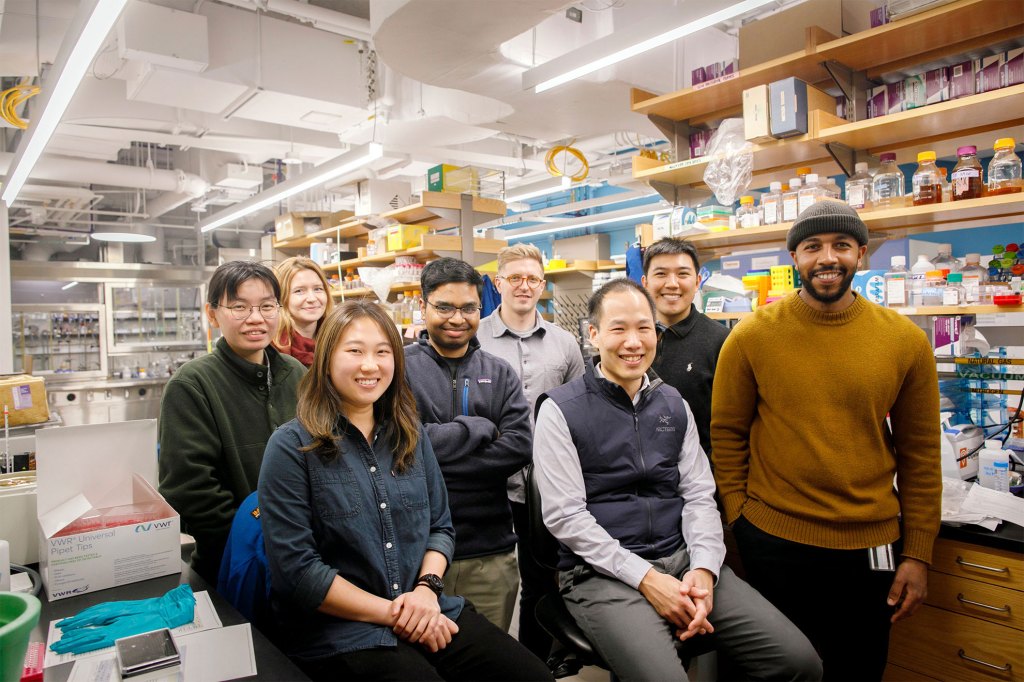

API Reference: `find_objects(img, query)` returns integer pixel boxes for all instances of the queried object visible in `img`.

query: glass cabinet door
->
[11,305,107,379]
[105,284,207,351]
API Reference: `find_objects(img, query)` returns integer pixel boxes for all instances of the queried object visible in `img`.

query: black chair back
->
[524,464,563,573]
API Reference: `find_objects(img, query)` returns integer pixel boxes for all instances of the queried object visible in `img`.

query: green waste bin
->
[0,591,41,682]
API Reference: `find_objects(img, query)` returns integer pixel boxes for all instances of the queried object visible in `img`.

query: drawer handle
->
[956,593,1011,613]
[958,649,1012,672]
[956,556,1010,574]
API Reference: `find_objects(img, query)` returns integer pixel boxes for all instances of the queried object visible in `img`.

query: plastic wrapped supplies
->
[702,118,754,207]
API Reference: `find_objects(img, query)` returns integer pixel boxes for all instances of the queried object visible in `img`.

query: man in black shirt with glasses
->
[405,257,533,632]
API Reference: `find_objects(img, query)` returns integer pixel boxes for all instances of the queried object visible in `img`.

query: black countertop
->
[940,520,1024,553]
[30,563,309,681]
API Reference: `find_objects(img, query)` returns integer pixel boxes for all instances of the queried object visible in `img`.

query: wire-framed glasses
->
[213,302,281,320]
[425,300,482,318]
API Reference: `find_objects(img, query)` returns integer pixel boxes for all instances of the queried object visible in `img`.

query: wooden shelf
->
[544,264,622,279]
[895,304,1024,315]
[272,192,507,250]
[818,85,1024,153]
[272,218,371,251]
[332,282,421,299]
[376,192,506,229]
[324,235,507,272]
[683,194,1024,255]
[632,109,846,189]
[706,304,1024,320]
[630,0,1023,124]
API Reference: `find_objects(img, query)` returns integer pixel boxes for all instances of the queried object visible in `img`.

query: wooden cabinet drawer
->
[890,605,1021,681]
[883,663,940,681]
[932,539,1023,590]
[928,571,1024,631]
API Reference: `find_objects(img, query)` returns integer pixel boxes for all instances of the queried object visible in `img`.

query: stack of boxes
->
[866,47,1022,118]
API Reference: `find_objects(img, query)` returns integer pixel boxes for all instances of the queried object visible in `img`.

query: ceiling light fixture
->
[524,0,775,93]
[1,0,130,206]
[198,142,383,234]
[506,176,588,204]
[505,204,673,240]
[91,231,158,243]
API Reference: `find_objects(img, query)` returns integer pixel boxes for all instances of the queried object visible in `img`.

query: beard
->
[802,266,855,304]
[426,324,472,353]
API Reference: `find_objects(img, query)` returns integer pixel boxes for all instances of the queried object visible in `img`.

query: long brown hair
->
[273,256,334,349]
[296,300,420,472]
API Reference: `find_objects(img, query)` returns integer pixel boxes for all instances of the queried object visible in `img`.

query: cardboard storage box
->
[386,224,430,252]
[975,55,1004,93]
[275,212,330,241]
[553,233,609,262]
[925,67,950,104]
[742,85,773,143]
[1002,48,1023,87]
[0,374,48,426]
[769,78,836,138]
[949,60,976,99]
[427,164,459,192]
[36,420,180,601]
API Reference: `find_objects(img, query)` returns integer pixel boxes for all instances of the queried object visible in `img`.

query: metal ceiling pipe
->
[211,0,372,40]
[0,153,211,197]
[144,191,197,221]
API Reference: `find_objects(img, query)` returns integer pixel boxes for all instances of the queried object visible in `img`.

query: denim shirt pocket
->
[394,459,428,511]
[310,460,361,519]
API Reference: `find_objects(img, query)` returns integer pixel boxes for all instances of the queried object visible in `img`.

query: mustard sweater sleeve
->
[888,330,942,564]
[710,326,758,525]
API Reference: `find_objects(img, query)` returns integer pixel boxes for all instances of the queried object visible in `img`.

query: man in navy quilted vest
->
[532,279,822,682]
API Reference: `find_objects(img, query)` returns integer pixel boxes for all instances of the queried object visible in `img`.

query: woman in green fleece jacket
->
[158,260,306,583]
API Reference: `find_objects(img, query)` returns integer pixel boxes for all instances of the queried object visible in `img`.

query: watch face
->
[419,574,443,594]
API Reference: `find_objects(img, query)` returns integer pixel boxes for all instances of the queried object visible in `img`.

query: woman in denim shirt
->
[259,300,551,681]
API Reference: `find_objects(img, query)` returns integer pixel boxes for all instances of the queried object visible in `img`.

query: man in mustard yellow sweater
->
[711,201,941,681]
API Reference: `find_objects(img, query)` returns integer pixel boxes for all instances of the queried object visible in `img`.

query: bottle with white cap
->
[978,440,1010,492]
[884,256,909,308]
[782,178,802,222]
[798,174,821,214]
[761,181,783,225]
[845,162,873,209]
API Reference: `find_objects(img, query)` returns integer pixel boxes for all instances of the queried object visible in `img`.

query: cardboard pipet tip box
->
[35,420,180,601]
[0,374,49,426]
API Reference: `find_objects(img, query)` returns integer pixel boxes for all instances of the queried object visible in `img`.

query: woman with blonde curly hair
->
[273,256,334,366]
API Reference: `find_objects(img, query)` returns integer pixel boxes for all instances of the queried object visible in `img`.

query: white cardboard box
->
[35,420,180,601]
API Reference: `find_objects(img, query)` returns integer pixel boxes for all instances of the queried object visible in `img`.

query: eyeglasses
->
[425,300,482,318]
[213,302,281,320]
[498,274,546,289]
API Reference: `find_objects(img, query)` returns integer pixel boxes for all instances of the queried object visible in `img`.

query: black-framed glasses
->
[213,302,281,320]
[498,274,546,289]
[425,300,482,318]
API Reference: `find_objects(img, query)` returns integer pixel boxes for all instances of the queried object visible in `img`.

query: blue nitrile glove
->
[56,584,195,631]
[50,586,196,655]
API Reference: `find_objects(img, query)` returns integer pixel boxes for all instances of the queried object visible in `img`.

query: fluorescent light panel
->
[61,281,79,290]
[1,0,130,206]
[507,205,672,240]
[198,143,383,234]
[530,0,775,93]
[92,231,157,243]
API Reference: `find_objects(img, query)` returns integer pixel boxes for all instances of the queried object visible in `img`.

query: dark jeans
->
[299,603,553,681]
[511,500,554,659]
[732,515,897,682]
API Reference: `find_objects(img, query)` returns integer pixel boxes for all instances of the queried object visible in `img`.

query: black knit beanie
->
[786,200,869,251]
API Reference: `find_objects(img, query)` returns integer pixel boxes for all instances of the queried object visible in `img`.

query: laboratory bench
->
[28,562,309,681]
[885,521,1023,681]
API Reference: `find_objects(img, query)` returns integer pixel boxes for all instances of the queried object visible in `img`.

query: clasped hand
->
[638,568,715,641]
[390,586,459,653]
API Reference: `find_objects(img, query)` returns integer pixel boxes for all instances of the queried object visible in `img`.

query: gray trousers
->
[559,546,822,682]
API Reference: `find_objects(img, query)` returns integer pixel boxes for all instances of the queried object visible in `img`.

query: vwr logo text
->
[53,585,91,598]
[135,520,175,533]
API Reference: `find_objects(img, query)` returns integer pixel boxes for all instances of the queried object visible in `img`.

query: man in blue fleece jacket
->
[405,257,533,632]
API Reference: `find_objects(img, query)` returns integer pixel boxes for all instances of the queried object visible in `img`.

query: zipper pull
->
[463,378,470,416]
[633,412,639,431]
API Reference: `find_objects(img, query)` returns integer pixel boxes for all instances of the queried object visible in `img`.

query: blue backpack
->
[217,491,271,625]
